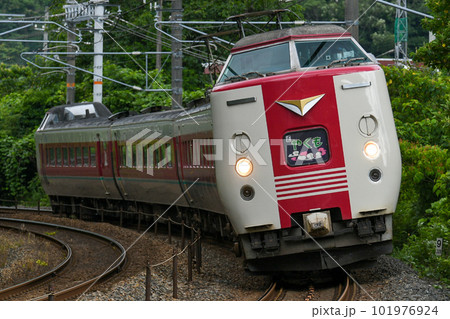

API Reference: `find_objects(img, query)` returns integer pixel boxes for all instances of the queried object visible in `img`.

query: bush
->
[0,133,47,203]
[394,141,448,246]
[386,66,449,285]
[396,183,449,285]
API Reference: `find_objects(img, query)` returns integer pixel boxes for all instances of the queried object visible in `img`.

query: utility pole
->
[155,0,163,70]
[345,0,359,41]
[43,7,49,52]
[64,0,109,104]
[92,0,106,103]
[171,0,183,109]
[66,21,76,104]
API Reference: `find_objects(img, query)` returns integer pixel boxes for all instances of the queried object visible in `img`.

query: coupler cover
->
[302,211,332,237]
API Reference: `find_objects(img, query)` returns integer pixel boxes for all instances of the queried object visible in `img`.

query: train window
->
[45,147,50,167]
[62,148,68,167]
[76,147,82,167]
[151,146,157,168]
[283,128,330,167]
[56,148,62,167]
[143,145,148,169]
[90,146,96,167]
[37,113,50,131]
[103,142,108,167]
[132,145,137,168]
[121,145,126,168]
[219,42,290,83]
[48,148,55,166]
[295,39,370,68]
[83,147,89,167]
[208,144,215,168]
[69,148,75,167]
[149,143,172,168]
[39,113,60,129]
[156,145,166,168]
[167,143,173,168]
[187,141,193,167]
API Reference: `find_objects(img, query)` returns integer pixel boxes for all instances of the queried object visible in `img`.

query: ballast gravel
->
[1,212,448,301]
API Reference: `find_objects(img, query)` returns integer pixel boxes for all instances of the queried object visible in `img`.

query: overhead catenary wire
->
[104,18,218,61]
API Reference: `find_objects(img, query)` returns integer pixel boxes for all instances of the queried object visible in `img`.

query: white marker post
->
[436,238,443,256]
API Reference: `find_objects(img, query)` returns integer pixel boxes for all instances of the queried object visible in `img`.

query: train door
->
[96,132,123,200]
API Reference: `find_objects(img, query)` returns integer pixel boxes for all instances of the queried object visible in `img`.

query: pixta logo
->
[126,129,172,176]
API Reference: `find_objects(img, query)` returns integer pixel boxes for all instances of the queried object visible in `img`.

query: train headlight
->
[235,158,253,177]
[363,141,380,159]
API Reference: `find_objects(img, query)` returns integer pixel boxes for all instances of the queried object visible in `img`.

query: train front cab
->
[211,26,402,272]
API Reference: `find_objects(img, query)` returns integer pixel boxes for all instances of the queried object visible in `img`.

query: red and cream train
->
[35,25,402,272]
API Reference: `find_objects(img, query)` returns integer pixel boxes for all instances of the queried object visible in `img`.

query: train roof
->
[46,102,112,120]
[232,25,349,52]
[36,100,212,132]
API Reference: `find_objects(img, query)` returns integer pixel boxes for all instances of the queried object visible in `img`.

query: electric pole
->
[92,0,106,103]
[156,0,163,70]
[43,7,49,52]
[66,21,76,104]
[64,0,109,104]
[171,0,183,109]
[345,0,359,41]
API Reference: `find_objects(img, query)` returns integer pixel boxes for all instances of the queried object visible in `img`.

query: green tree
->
[413,0,450,71]
[384,66,449,148]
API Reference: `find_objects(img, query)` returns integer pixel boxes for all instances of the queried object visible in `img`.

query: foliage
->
[384,66,449,148]
[0,63,66,137]
[0,133,44,202]
[413,0,450,71]
[300,0,429,57]
[393,141,448,246]
[101,63,172,113]
[395,174,449,285]
[0,0,53,16]
[384,65,449,285]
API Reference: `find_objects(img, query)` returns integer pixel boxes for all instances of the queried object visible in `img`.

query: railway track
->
[260,275,358,301]
[2,207,359,301]
[0,205,52,215]
[258,282,284,301]
[336,276,358,301]
[0,217,126,301]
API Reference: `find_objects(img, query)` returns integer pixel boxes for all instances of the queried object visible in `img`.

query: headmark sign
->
[283,128,330,167]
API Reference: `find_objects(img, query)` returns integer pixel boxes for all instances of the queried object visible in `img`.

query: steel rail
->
[258,282,283,301]
[0,224,72,300]
[0,205,52,214]
[0,217,126,301]
[337,276,357,301]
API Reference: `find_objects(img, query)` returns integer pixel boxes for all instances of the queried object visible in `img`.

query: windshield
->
[295,39,370,68]
[219,42,290,83]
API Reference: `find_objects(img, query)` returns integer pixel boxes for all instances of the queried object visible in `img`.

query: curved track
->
[0,217,126,301]
[0,225,72,300]
[259,275,358,301]
[336,276,358,301]
[258,282,284,301]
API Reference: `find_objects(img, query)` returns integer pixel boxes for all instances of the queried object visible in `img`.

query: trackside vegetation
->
[384,66,449,286]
